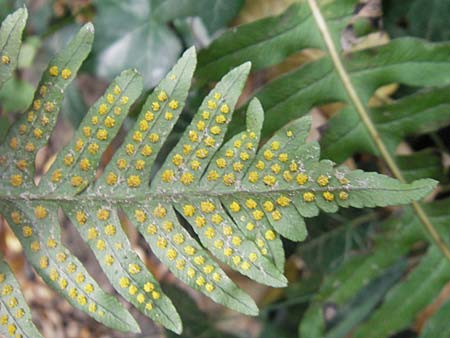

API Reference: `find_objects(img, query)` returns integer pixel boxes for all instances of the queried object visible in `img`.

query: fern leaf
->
[0,23,94,192]
[0,8,27,88]
[0,201,140,333]
[0,259,43,338]
[0,10,439,335]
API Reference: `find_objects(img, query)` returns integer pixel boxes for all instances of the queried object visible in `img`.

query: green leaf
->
[353,247,450,338]
[0,7,27,88]
[93,0,242,88]
[0,259,44,338]
[419,297,450,338]
[0,23,94,192]
[396,149,445,182]
[197,0,355,81]
[0,7,440,335]
[0,76,34,113]
[0,201,140,333]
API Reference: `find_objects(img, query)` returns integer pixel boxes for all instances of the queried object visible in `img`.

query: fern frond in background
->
[0,5,439,337]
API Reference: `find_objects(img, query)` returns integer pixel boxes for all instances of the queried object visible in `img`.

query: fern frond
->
[0,11,438,335]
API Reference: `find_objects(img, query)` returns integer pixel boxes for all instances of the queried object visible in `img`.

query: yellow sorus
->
[137,293,145,304]
[245,198,257,209]
[59,278,68,289]
[67,263,77,273]
[173,233,185,245]
[106,93,115,104]
[190,160,201,171]
[88,143,99,154]
[39,256,49,269]
[30,241,41,252]
[157,237,167,249]
[183,204,195,217]
[196,148,208,159]
[153,205,167,218]
[246,222,255,231]
[229,201,240,212]
[214,239,224,249]
[203,265,214,274]
[151,291,160,300]
[25,142,36,152]
[163,221,173,232]
[272,210,282,221]
[82,126,92,137]
[283,171,293,182]
[263,201,274,212]
[184,245,196,255]
[188,130,198,142]
[241,261,251,270]
[248,171,259,183]
[96,129,108,140]
[216,115,226,124]
[210,126,221,135]
[22,226,33,237]
[97,209,110,220]
[194,256,205,265]
[1,55,10,64]
[104,224,116,236]
[176,259,186,270]
[88,303,97,313]
[339,191,349,200]
[212,272,221,282]
[223,173,236,186]
[211,214,223,224]
[169,100,179,110]
[161,169,174,182]
[195,276,206,287]
[252,210,264,221]
[195,216,206,228]
[104,255,114,265]
[87,227,98,240]
[120,96,129,105]
[248,252,258,262]
[10,174,23,187]
[263,175,276,186]
[165,111,174,120]
[74,138,84,152]
[263,150,274,160]
[172,154,183,166]
[148,133,160,143]
[158,90,168,101]
[75,273,85,283]
[232,236,242,246]
[84,284,94,293]
[135,159,145,170]
[207,100,217,110]
[204,136,215,147]
[113,85,121,95]
[322,191,334,201]
[119,277,130,288]
[276,195,291,207]
[183,144,193,155]
[128,263,141,274]
[151,102,160,111]
[91,116,99,125]
[233,161,244,172]
[204,227,215,239]
[145,111,155,121]
[134,209,147,223]
[49,269,59,281]
[232,256,241,265]
[317,175,329,186]
[265,230,276,240]
[200,201,215,213]
[296,173,308,185]
[61,68,72,79]
[79,158,91,171]
[255,160,265,170]
[98,103,108,115]
[303,192,315,202]
[216,158,227,168]
[104,116,115,128]
[286,130,294,137]
[127,175,141,187]
[278,153,288,162]
[147,224,157,235]
[220,104,229,113]
[49,65,59,76]
[222,226,233,236]
[167,249,177,260]
[139,119,149,131]
[140,145,152,157]
[33,128,43,138]
[56,252,67,262]
[144,282,155,292]
[201,111,210,119]
[129,285,140,296]
[75,210,87,224]
[106,172,117,185]
[47,238,57,248]
[207,170,219,181]
[271,163,281,174]
[34,205,48,219]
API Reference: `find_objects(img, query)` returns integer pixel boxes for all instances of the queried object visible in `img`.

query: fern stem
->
[306,0,450,263]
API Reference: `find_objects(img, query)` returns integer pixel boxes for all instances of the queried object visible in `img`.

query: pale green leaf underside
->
[0,15,437,336]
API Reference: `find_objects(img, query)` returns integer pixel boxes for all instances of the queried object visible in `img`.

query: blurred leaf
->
[165,286,240,338]
[419,297,450,338]
[383,0,450,41]
[353,247,450,338]
[324,259,407,338]
[17,36,41,69]
[396,149,445,182]
[93,0,243,88]
[0,76,34,112]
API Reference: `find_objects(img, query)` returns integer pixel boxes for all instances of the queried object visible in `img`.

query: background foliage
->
[0,0,449,337]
